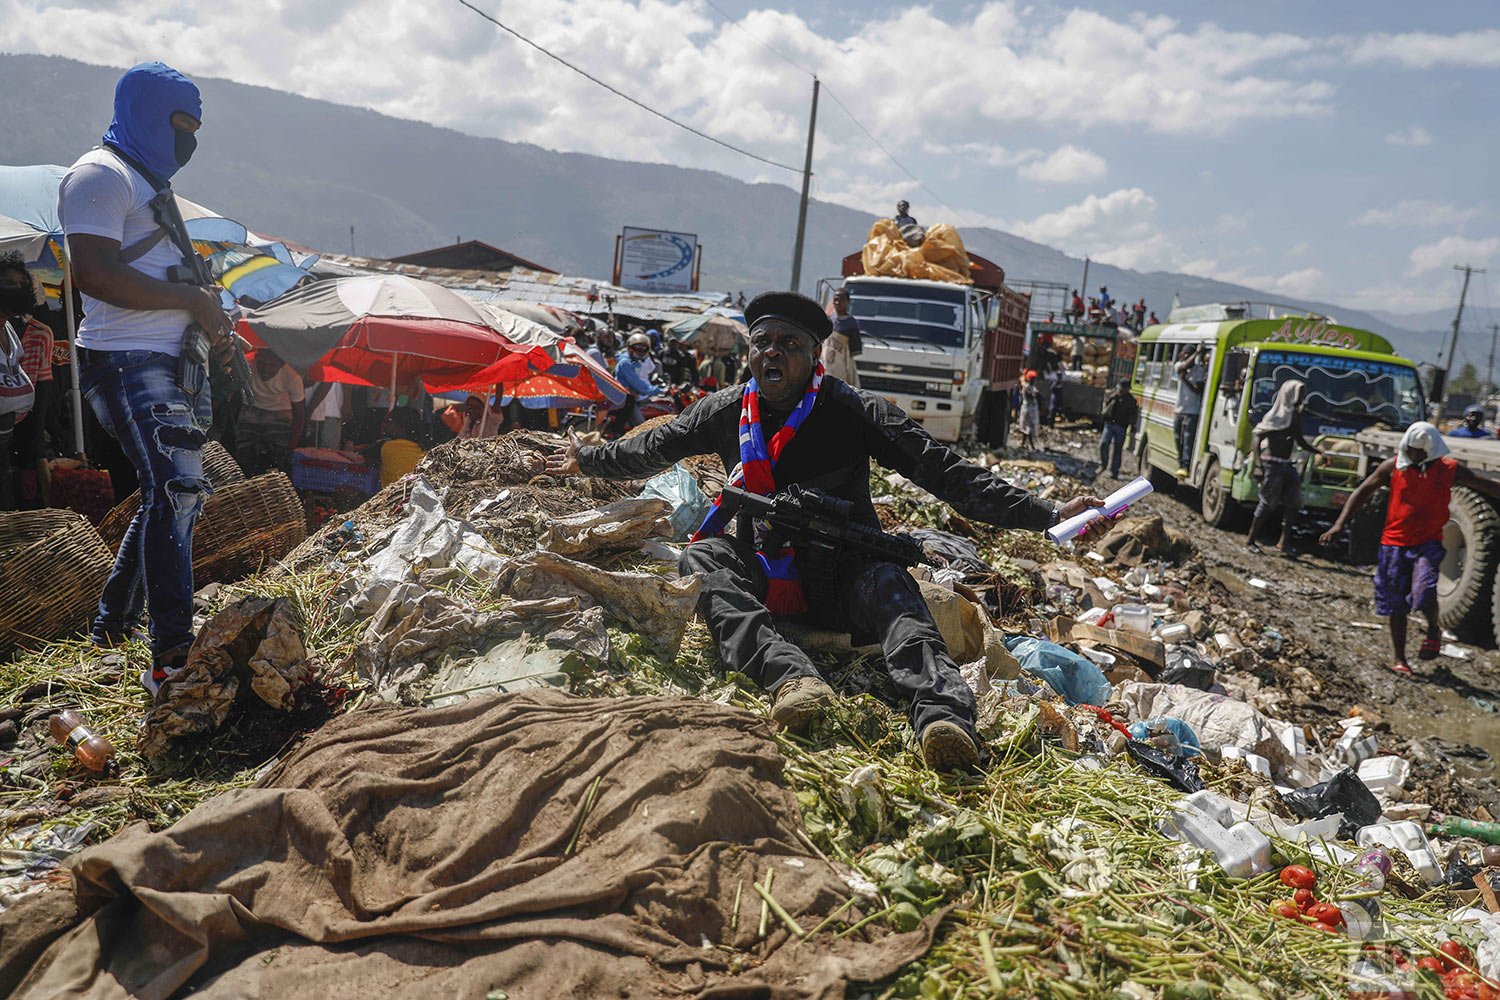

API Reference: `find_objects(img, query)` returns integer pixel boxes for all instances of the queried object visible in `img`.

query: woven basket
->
[0,510,89,557]
[98,441,246,551]
[0,510,113,659]
[191,472,307,584]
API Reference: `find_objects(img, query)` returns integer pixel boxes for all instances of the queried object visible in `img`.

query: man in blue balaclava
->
[58,62,233,702]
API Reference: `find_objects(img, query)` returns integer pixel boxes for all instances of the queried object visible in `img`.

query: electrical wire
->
[700,0,816,77]
[455,0,801,173]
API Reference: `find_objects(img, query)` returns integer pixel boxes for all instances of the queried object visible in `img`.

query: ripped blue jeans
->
[80,349,212,660]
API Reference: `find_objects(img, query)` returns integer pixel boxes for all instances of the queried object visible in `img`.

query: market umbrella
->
[667,308,747,351]
[186,216,320,307]
[237,273,537,397]
[453,339,626,408]
[493,300,582,334]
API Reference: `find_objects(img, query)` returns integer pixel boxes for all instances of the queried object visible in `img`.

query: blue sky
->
[6,0,1497,323]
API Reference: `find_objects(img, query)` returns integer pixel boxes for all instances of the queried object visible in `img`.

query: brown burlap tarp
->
[2,691,937,998]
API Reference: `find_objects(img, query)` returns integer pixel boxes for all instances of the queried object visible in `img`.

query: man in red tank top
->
[1321,422,1500,674]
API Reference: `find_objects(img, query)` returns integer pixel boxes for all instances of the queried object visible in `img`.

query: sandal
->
[1391,661,1413,675]
[1419,637,1442,661]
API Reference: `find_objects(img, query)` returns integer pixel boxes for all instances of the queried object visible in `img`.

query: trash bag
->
[1113,681,1292,775]
[1281,768,1383,840]
[1128,716,1202,757]
[542,497,673,556]
[1160,645,1216,690]
[1005,636,1112,706]
[1095,515,1193,567]
[1125,740,1204,793]
[637,465,710,542]
[908,529,992,574]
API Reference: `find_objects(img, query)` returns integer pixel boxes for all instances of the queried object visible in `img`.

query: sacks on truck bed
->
[860,220,973,285]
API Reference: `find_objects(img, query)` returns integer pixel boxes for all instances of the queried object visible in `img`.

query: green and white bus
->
[1131,305,1425,529]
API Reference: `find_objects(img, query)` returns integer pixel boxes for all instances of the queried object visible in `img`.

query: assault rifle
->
[147,187,254,405]
[719,484,936,569]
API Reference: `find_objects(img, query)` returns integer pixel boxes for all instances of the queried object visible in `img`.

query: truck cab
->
[840,276,990,442]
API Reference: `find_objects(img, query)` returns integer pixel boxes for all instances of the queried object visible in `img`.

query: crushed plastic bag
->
[637,465,710,542]
[541,497,673,556]
[908,529,993,575]
[1113,681,1293,776]
[1005,636,1112,707]
[1125,740,1204,793]
[1281,768,1384,840]
[1160,645,1216,690]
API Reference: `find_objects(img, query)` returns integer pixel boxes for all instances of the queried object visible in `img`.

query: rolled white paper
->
[1045,475,1154,543]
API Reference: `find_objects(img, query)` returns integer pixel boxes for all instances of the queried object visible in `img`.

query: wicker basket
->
[0,510,113,658]
[98,441,246,551]
[191,472,307,584]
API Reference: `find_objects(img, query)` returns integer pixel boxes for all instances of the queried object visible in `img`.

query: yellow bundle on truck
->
[859,220,974,285]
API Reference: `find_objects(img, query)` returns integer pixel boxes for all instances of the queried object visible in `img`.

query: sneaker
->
[90,626,149,650]
[921,720,981,771]
[769,676,835,732]
[140,645,192,700]
[1174,467,1189,479]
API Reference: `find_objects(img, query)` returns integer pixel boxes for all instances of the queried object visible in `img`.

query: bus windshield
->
[847,285,966,349]
[1250,350,1424,435]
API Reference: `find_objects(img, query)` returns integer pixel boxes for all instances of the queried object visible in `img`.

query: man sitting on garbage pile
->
[1320,421,1500,675]
[547,291,1107,770]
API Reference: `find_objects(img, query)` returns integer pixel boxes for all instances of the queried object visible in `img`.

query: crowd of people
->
[1062,285,1158,333]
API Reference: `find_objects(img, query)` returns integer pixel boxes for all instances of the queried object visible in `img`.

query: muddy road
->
[1031,421,1500,813]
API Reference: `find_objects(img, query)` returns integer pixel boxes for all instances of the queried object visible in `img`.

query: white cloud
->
[1407,236,1499,276]
[1352,200,1482,227]
[1009,188,1182,270]
[1385,126,1433,148]
[1349,29,1500,69]
[1016,145,1107,184]
[1272,267,1324,298]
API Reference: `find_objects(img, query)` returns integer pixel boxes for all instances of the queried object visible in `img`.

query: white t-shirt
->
[58,148,194,354]
[310,381,344,421]
[246,364,306,416]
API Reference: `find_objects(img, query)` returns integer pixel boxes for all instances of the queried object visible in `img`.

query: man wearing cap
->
[1448,405,1493,439]
[547,292,1105,770]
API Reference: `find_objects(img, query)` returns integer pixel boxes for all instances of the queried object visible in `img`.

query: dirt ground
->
[1030,419,1500,815]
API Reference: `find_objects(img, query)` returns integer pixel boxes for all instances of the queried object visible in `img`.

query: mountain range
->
[0,53,1457,362]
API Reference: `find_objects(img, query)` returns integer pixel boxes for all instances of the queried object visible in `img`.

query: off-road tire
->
[1438,485,1500,646]
[1137,434,1176,493]
[1199,457,1246,531]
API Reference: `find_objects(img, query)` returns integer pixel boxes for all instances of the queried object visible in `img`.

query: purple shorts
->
[1374,540,1444,616]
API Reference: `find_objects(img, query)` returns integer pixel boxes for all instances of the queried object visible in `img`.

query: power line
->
[455,0,801,173]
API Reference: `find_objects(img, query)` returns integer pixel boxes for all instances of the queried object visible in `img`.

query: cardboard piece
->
[1046,615,1166,674]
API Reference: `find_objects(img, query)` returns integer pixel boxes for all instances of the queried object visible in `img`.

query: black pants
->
[679,536,977,736]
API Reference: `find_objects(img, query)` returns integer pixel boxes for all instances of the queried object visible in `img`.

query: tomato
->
[1271,901,1301,919]
[1294,887,1317,911]
[1442,941,1476,968]
[1309,903,1345,926]
[1417,957,1446,975]
[1309,921,1340,933]
[1280,865,1318,890]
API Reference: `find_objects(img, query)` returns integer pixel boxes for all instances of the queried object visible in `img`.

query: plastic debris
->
[636,465,710,542]
[1005,636,1112,707]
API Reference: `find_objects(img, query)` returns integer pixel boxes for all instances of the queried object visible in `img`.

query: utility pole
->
[1079,256,1090,311]
[789,76,819,294]
[350,225,356,256]
[1437,263,1485,406]
[1488,322,1499,396]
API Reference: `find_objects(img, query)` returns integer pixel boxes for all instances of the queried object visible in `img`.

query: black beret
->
[744,291,832,343]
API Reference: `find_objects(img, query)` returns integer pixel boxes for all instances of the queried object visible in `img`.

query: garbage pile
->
[5,433,1500,997]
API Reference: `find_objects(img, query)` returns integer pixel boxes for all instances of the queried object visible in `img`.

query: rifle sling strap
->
[98,143,196,272]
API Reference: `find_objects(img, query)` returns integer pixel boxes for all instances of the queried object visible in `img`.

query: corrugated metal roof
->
[312,254,726,325]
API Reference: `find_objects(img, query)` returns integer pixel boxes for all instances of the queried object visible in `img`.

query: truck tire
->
[1344,487,1387,565]
[1438,485,1500,646]
[1137,435,1176,492]
[1199,458,1246,530]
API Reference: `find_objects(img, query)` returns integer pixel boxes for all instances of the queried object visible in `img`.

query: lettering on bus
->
[1264,318,1360,351]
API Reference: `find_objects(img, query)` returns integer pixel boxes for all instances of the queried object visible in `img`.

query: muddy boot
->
[769,676,835,732]
[921,720,980,771]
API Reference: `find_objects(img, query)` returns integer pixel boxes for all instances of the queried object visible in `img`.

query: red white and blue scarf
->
[692,363,825,615]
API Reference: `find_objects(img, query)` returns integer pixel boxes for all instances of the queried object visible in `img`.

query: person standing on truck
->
[1068,290,1084,324]
[1448,404,1491,439]
[820,287,862,386]
[545,292,1109,770]
[1098,381,1138,480]
[1173,345,1209,478]
[1319,422,1500,674]
[1244,379,1321,555]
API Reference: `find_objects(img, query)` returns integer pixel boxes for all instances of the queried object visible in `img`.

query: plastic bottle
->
[1338,848,1391,940]
[1430,815,1500,845]
[49,709,115,773]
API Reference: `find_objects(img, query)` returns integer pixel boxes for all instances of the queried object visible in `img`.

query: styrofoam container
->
[1358,756,1410,798]
[1160,793,1273,879]
[1112,603,1153,635]
[1357,821,1442,884]
[1093,576,1123,602]
[1076,606,1109,626]
[1155,622,1191,642]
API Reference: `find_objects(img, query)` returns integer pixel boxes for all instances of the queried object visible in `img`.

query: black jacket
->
[579,377,1057,535]
[1101,390,1139,428]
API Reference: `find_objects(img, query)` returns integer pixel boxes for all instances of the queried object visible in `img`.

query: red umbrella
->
[453,340,626,406]
[237,274,538,396]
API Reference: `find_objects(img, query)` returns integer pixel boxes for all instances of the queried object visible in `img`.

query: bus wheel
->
[1439,485,1500,646]
[1199,458,1245,530]
[1137,436,1175,492]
